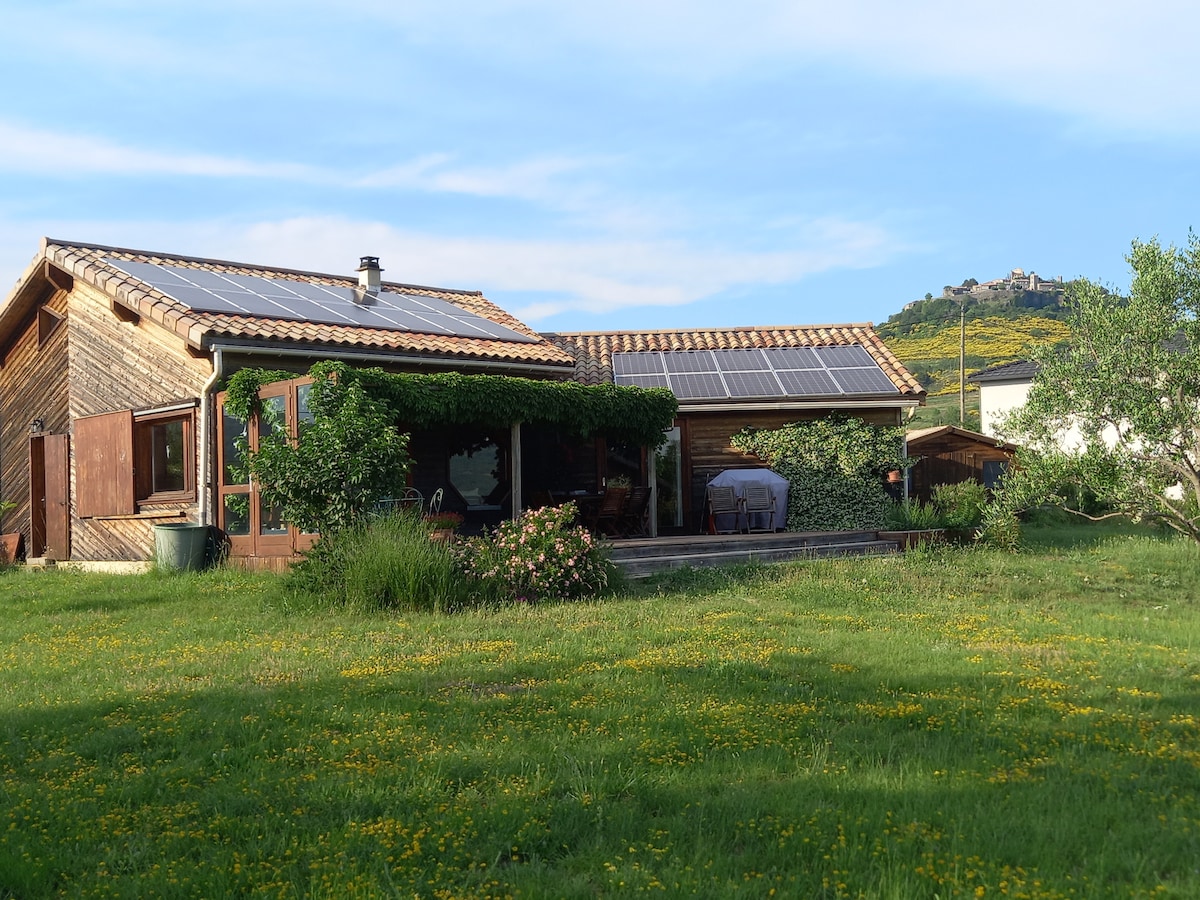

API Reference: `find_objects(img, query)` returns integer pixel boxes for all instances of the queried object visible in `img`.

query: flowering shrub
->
[455,503,613,604]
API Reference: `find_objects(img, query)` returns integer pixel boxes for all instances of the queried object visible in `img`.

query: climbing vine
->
[227,362,678,447]
[221,363,678,534]
[732,416,911,531]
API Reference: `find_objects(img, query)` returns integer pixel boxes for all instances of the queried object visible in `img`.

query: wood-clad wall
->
[67,282,212,561]
[0,289,70,551]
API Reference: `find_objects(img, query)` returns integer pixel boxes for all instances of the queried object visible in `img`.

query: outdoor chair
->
[618,485,651,538]
[427,487,444,516]
[742,483,776,533]
[587,487,628,536]
[375,487,423,516]
[705,484,742,534]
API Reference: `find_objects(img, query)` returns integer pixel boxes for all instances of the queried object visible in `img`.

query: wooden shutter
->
[75,411,135,516]
[44,434,71,558]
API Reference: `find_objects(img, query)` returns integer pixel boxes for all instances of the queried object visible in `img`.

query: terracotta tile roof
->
[33,239,576,371]
[544,324,925,396]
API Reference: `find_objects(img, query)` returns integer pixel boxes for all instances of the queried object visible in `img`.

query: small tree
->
[249,372,410,535]
[995,233,1200,543]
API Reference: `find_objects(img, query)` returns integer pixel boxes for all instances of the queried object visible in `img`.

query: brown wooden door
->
[45,434,69,560]
[29,433,69,560]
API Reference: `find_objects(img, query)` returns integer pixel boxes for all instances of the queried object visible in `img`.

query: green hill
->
[877,281,1077,430]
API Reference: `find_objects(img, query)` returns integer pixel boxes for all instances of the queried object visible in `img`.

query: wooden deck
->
[605,530,900,578]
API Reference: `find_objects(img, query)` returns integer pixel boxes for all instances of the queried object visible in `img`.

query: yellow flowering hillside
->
[886,315,1070,396]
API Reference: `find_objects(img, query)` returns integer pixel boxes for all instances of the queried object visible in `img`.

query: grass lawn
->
[1,524,1198,898]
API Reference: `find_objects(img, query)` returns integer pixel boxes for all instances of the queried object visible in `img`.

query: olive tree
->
[993,233,1200,543]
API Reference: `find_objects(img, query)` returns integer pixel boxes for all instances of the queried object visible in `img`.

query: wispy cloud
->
[0,121,320,180]
[228,215,903,321]
[337,0,1200,135]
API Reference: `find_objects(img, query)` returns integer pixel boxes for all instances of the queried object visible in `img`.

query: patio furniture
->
[427,487,444,515]
[587,487,628,536]
[742,483,776,532]
[618,485,652,537]
[375,487,424,516]
[705,484,742,534]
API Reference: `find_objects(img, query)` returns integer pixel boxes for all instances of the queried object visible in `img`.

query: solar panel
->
[607,344,900,401]
[663,350,718,373]
[763,346,821,369]
[614,373,670,390]
[105,258,538,343]
[670,372,728,400]
[829,367,900,394]
[612,352,666,376]
[814,345,876,368]
[776,369,841,395]
[710,348,770,371]
[724,370,786,398]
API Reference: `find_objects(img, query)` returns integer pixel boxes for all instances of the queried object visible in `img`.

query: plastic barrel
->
[153,523,209,571]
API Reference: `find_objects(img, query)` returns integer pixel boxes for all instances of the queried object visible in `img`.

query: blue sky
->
[2,1,1198,332]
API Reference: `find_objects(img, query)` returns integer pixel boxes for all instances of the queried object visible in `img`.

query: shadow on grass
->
[3,643,1197,897]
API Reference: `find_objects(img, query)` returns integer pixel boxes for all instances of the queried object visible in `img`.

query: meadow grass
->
[0,524,1197,898]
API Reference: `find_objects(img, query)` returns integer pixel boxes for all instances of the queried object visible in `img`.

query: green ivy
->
[227,362,679,447]
[731,416,911,532]
[221,363,678,535]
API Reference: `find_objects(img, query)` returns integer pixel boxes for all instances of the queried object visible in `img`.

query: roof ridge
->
[544,322,877,337]
[43,237,484,297]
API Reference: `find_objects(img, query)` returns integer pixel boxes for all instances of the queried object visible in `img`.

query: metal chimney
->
[356,256,382,293]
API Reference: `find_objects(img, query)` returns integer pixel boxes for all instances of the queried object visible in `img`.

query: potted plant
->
[423,511,464,542]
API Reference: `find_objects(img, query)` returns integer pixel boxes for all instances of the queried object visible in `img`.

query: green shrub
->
[455,503,614,605]
[884,499,941,530]
[285,511,468,613]
[931,481,988,530]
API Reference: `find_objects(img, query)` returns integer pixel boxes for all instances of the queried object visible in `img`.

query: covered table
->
[708,468,789,532]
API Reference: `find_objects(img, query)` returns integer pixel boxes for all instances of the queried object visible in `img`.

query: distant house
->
[969,359,1040,437]
[545,326,925,533]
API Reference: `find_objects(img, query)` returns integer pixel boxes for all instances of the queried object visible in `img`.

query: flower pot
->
[429,528,456,543]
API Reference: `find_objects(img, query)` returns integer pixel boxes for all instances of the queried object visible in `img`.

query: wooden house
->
[0,238,580,568]
[545,327,926,533]
[904,424,1017,500]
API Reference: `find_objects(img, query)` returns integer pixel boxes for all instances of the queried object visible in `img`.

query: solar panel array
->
[612,346,899,400]
[105,258,538,343]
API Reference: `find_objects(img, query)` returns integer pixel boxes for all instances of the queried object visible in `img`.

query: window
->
[134,410,194,500]
[74,403,197,517]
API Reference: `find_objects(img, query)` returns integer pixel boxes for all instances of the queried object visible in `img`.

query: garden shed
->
[904,424,1017,500]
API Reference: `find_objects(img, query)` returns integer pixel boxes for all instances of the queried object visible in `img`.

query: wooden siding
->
[907,432,1014,502]
[66,281,211,560]
[0,288,70,548]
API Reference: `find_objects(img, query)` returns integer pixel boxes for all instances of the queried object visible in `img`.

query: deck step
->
[605,531,899,578]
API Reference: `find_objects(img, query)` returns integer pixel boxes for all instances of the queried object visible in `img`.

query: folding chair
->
[587,487,628,536]
[742,483,776,533]
[618,485,652,537]
[705,484,742,534]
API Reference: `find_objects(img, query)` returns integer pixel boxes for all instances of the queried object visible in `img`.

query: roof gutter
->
[205,341,575,378]
[675,398,923,414]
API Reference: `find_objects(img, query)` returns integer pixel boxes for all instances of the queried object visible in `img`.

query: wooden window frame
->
[133,409,196,503]
[215,377,317,558]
